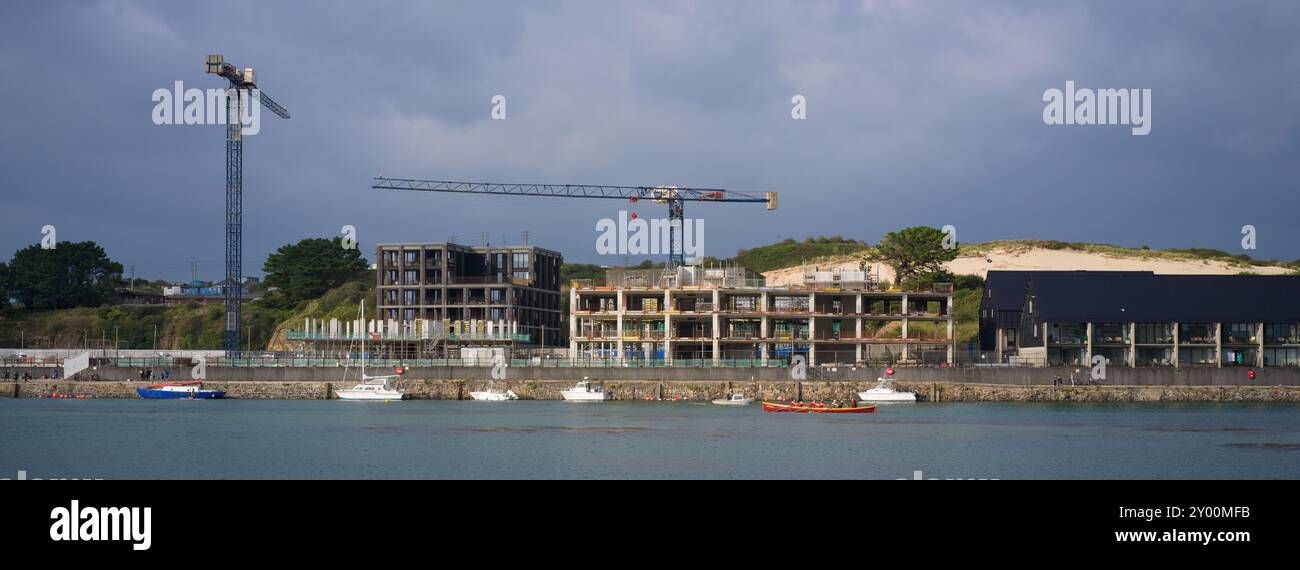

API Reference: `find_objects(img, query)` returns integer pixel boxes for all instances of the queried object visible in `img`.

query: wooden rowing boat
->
[761,402,876,414]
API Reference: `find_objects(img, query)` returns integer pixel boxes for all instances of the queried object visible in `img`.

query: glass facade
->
[1179,347,1217,365]
[1135,347,1173,366]
[1135,323,1173,344]
[1049,322,1087,344]
[1221,323,1256,345]
[1092,323,1129,344]
[1178,323,1215,344]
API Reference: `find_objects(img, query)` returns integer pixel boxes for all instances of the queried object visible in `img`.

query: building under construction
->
[570,265,955,365]
[281,241,564,361]
[375,242,564,348]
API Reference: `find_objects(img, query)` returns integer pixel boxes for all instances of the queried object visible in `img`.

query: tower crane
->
[371,177,777,266]
[204,55,290,355]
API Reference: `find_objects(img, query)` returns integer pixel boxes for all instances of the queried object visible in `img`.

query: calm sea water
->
[1,399,1298,479]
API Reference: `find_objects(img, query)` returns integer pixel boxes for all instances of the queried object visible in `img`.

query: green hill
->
[0,278,373,352]
[725,236,868,273]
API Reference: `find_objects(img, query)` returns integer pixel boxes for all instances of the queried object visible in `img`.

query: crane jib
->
[372,178,772,203]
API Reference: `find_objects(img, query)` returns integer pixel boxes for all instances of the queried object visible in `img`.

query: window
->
[1092,323,1129,344]
[1178,323,1214,344]
[403,270,419,285]
[1265,324,1298,344]
[1264,348,1300,367]
[512,252,531,280]
[1221,349,1256,366]
[1179,347,1217,365]
[403,251,419,264]
[1136,323,1173,344]
[403,290,419,305]
[1222,323,1255,345]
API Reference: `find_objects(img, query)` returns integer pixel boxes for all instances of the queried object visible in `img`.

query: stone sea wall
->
[56,364,1300,386]
[5,380,1300,402]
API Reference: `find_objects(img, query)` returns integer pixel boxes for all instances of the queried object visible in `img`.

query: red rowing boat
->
[762,402,876,414]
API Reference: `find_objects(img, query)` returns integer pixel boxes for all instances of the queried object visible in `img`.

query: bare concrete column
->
[712,289,721,364]
[1086,322,1094,368]
[1128,322,1136,367]
[808,315,817,366]
[1172,321,1180,369]
[1215,322,1222,369]
[760,291,769,366]
[616,313,624,362]
[1257,322,1265,367]
[569,287,578,358]
[664,313,672,364]
[712,312,721,365]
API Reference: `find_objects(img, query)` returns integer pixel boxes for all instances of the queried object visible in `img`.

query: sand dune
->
[763,246,1293,286]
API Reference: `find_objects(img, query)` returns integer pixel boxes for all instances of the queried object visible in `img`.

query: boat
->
[762,401,876,414]
[469,388,519,401]
[137,381,225,400]
[561,377,610,401]
[711,393,753,406]
[334,300,407,401]
[857,377,917,403]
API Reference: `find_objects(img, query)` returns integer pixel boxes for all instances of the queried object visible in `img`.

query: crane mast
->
[205,55,290,355]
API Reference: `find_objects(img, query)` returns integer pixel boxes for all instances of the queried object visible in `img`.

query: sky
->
[1,0,1298,282]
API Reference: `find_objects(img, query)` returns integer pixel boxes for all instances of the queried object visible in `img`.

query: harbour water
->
[2,400,1298,479]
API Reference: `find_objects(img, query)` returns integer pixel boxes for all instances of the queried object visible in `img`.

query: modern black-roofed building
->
[1013,272,1300,368]
[979,270,1153,362]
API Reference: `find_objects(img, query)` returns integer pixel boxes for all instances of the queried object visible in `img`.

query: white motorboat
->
[711,393,753,406]
[561,377,610,401]
[335,300,407,401]
[857,377,917,403]
[469,389,519,401]
[335,380,406,401]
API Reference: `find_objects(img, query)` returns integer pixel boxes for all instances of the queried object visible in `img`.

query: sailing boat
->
[334,300,407,401]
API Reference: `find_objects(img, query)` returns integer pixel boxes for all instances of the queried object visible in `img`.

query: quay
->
[4,364,1300,402]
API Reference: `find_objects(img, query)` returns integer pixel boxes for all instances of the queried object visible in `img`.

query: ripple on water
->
[1221,443,1300,451]
[464,426,654,435]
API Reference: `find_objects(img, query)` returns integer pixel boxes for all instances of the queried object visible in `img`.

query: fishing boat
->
[137,381,225,400]
[334,300,407,401]
[469,388,519,401]
[857,377,917,403]
[761,401,876,414]
[561,377,610,401]
[711,393,753,406]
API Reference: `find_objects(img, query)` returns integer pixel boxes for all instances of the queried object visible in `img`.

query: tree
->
[263,237,370,304]
[7,241,123,310]
[0,261,9,311]
[861,226,958,287]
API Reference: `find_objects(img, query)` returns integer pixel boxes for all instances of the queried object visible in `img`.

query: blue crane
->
[371,177,777,266]
[205,55,290,355]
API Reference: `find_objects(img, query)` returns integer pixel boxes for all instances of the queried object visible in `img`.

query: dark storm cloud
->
[1,0,1297,280]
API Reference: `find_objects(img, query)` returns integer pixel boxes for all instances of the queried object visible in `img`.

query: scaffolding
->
[284,317,529,360]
